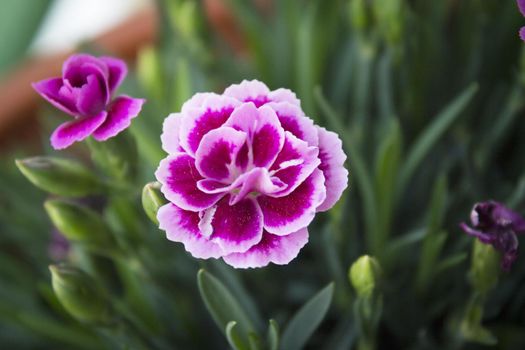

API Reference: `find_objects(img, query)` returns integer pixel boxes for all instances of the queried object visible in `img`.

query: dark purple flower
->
[48,229,70,261]
[518,0,525,41]
[460,201,525,271]
[32,54,145,149]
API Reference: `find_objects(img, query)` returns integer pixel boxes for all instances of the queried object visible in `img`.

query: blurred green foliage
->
[0,0,52,75]
[2,0,525,349]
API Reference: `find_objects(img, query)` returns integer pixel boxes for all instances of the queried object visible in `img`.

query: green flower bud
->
[349,255,382,298]
[469,240,499,295]
[44,199,112,246]
[142,182,167,225]
[15,157,102,197]
[87,133,138,183]
[50,264,112,325]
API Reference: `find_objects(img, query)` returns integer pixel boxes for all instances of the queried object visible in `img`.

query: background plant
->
[2,0,525,349]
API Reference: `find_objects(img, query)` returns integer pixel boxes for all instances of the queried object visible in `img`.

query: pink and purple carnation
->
[155,80,348,268]
[32,54,145,149]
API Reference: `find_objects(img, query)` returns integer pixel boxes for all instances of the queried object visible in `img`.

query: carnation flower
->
[518,0,525,41]
[32,54,145,149]
[460,201,525,271]
[156,80,348,268]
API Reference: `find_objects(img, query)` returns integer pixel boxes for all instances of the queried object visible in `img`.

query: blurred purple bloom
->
[32,54,145,149]
[48,229,70,261]
[518,0,525,41]
[460,201,525,271]
[156,80,348,268]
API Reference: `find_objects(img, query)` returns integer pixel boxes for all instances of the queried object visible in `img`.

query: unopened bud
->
[44,199,112,246]
[142,182,167,225]
[50,264,112,324]
[349,255,382,298]
[469,240,499,294]
[16,157,102,197]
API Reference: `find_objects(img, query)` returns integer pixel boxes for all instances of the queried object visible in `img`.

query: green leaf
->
[314,87,379,253]
[0,0,52,73]
[226,321,248,350]
[86,132,138,183]
[426,175,448,233]
[197,269,255,348]
[435,253,468,274]
[280,283,334,350]
[415,231,447,292]
[415,175,448,291]
[267,319,279,350]
[373,118,402,253]
[398,83,478,194]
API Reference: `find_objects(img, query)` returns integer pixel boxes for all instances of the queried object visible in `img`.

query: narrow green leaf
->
[280,283,334,350]
[197,269,255,348]
[435,253,468,274]
[415,231,447,292]
[398,83,478,193]
[0,0,52,72]
[267,319,279,350]
[315,88,379,253]
[426,175,448,233]
[226,321,247,350]
[373,118,402,253]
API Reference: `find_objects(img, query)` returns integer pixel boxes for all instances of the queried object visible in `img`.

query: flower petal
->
[32,78,78,115]
[161,113,183,153]
[520,27,525,42]
[228,167,286,205]
[155,153,224,211]
[75,74,108,116]
[223,80,271,107]
[158,203,222,259]
[270,131,320,196]
[62,54,108,79]
[223,80,301,107]
[99,56,127,94]
[258,168,326,236]
[50,111,107,149]
[315,126,349,212]
[223,228,308,268]
[195,126,247,181]
[197,167,286,202]
[181,92,221,112]
[62,55,110,114]
[210,196,264,254]
[459,223,495,244]
[92,96,145,141]
[179,95,240,155]
[267,102,318,146]
[518,0,525,17]
[225,103,285,168]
